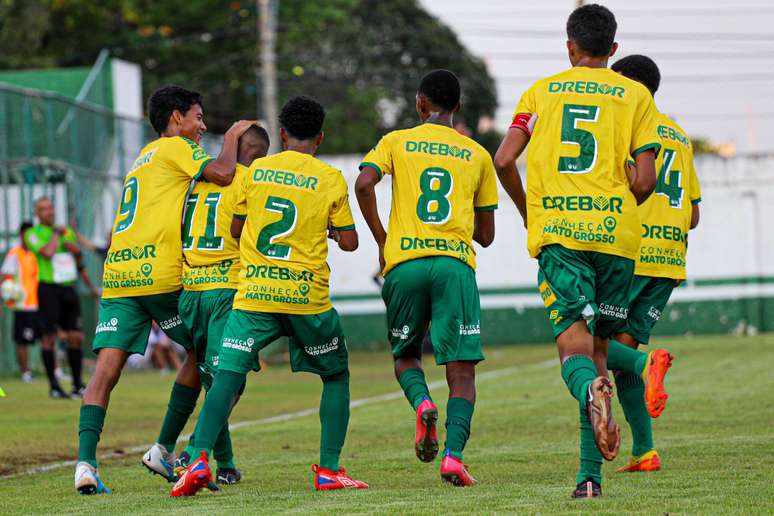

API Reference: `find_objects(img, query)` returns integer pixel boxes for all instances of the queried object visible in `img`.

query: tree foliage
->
[0,0,498,153]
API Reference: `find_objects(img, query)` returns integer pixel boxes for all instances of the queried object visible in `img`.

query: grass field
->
[1,334,772,514]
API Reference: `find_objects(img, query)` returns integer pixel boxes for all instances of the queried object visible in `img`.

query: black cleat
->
[216,467,242,485]
[571,478,602,499]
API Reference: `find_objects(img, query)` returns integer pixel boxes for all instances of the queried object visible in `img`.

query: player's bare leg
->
[440,360,477,486]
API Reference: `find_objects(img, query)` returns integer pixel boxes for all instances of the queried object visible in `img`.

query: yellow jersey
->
[360,123,498,275]
[514,66,661,260]
[635,112,701,279]
[181,165,248,291]
[103,136,212,298]
[233,150,355,315]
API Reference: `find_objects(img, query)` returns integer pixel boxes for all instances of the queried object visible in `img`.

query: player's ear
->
[315,131,325,148]
[608,42,619,58]
[280,127,289,150]
[453,101,461,114]
[171,109,183,128]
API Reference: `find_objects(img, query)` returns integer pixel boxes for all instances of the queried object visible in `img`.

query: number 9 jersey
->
[103,136,212,298]
[233,150,356,315]
[360,123,498,275]
[514,67,661,260]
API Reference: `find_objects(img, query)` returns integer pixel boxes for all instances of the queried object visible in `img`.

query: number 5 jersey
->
[513,66,661,260]
[233,150,356,315]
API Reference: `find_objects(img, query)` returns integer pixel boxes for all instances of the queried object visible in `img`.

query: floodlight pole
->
[258,0,280,153]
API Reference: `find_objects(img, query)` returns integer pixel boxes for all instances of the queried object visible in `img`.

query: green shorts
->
[623,275,677,344]
[537,245,634,339]
[382,256,483,365]
[93,290,193,355]
[217,308,348,377]
[178,288,236,389]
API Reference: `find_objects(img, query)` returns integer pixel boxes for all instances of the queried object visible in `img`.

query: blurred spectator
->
[148,322,184,374]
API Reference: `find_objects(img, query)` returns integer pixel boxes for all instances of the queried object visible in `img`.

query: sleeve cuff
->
[691,197,701,205]
[359,162,383,179]
[193,158,214,180]
[632,142,661,159]
[474,204,498,212]
[331,224,356,231]
[233,214,247,220]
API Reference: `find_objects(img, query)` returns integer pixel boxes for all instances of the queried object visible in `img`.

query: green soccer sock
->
[188,370,245,459]
[577,403,603,485]
[398,367,432,410]
[607,339,648,376]
[78,404,106,468]
[213,423,236,470]
[319,370,350,471]
[444,397,474,461]
[157,382,201,453]
[561,355,598,406]
[616,371,654,457]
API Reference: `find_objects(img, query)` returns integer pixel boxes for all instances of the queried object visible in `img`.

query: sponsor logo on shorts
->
[390,325,410,340]
[598,303,629,319]
[305,336,341,356]
[159,315,183,331]
[539,280,556,307]
[222,337,255,353]
[212,355,219,366]
[96,317,119,333]
[647,306,662,321]
[549,309,564,325]
[459,324,480,336]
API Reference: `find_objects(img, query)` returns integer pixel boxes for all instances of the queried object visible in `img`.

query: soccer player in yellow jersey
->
[74,85,256,495]
[604,55,701,474]
[172,96,368,496]
[356,70,497,487]
[141,126,270,486]
[494,5,661,498]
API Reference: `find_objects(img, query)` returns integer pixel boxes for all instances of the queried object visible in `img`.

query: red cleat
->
[415,398,439,462]
[643,349,674,418]
[312,464,369,490]
[440,453,477,487]
[170,452,213,497]
[616,450,662,473]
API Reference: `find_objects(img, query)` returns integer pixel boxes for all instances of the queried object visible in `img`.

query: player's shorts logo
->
[539,280,557,307]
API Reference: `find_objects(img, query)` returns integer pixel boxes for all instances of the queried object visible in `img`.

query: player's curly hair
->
[279,96,325,140]
[147,85,204,135]
[566,4,617,57]
[418,69,461,112]
[611,55,661,95]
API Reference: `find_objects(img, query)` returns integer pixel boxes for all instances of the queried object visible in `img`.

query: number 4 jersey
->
[233,150,356,315]
[514,66,661,260]
[636,112,701,280]
[360,123,498,275]
[103,136,212,298]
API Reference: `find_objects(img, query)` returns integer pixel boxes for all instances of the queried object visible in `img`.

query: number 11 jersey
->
[233,150,355,315]
[514,66,661,260]
[360,123,498,275]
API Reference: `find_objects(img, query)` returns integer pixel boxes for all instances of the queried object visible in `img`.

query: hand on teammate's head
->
[227,120,259,139]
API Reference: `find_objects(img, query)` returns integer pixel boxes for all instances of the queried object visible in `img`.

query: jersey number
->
[416,167,453,224]
[257,196,297,260]
[655,149,684,208]
[182,193,224,251]
[115,177,139,233]
[558,104,599,174]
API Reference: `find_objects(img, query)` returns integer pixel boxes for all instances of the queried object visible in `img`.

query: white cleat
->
[74,461,111,495]
[142,443,178,482]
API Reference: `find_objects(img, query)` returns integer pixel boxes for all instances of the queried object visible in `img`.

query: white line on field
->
[4,358,557,479]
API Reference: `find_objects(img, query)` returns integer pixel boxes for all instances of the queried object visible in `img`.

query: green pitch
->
[1,335,772,514]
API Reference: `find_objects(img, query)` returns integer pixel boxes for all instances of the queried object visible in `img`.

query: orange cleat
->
[642,349,674,418]
[312,464,369,490]
[440,452,477,487]
[616,450,662,473]
[415,398,439,463]
[170,452,213,497]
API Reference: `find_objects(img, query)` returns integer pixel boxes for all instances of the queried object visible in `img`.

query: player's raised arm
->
[200,120,258,186]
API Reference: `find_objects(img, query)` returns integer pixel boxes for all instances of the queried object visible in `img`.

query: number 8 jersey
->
[514,67,661,260]
[360,123,498,275]
[233,150,356,315]
[103,136,212,298]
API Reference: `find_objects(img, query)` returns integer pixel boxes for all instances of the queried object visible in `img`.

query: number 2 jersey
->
[181,165,248,290]
[233,150,356,315]
[635,112,701,280]
[360,123,498,275]
[102,136,212,298]
[514,66,661,260]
